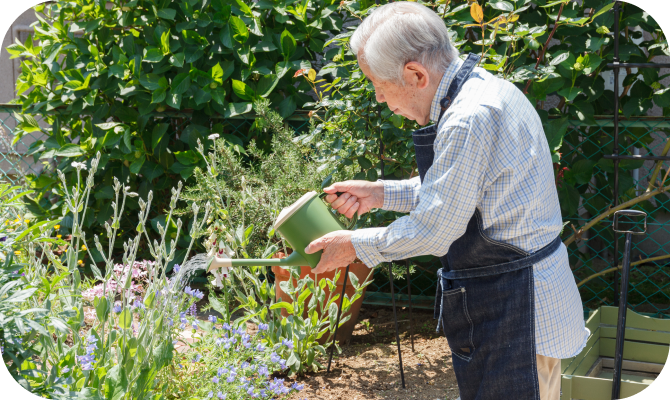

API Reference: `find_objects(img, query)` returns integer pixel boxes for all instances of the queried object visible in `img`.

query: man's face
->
[358,56,432,126]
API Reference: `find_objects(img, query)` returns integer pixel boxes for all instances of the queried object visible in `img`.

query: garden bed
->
[179,298,460,400]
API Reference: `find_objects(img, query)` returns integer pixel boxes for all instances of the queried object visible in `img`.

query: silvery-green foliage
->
[2,152,210,399]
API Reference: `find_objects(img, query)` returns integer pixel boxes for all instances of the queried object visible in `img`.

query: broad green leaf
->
[151,87,167,104]
[151,123,169,151]
[280,29,296,59]
[270,301,295,315]
[118,309,132,329]
[550,51,570,66]
[139,74,165,90]
[229,16,249,44]
[54,144,85,157]
[166,90,182,109]
[169,52,185,67]
[256,74,279,97]
[225,102,253,117]
[557,87,582,102]
[160,30,171,55]
[143,47,164,63]
[232,79,256,100]
[489,1,513,12]
[171,73,191,95]
[130,156,145,174]
[157,8,177,20]
[211,63,224,84]
[275,61,291,79]
[235,0,253,15]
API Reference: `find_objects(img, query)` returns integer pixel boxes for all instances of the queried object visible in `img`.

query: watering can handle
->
[319,192,359,230]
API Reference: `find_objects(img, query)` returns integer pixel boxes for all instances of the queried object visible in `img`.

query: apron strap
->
[437,53,481,123]
[443,236,562,280]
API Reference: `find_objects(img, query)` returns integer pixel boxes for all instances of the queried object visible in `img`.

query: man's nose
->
[375,92,385,103]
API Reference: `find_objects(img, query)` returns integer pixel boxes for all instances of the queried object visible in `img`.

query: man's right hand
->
[323,180,384,218]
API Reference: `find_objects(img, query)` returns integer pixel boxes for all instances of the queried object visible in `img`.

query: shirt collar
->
[429,56,465,123]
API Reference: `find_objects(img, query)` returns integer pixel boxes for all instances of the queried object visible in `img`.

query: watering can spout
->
[207,251,308,272]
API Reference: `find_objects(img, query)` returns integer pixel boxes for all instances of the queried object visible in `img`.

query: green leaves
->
[171,73,191,95]
[232,80,256,101]
[280,29,297,59]
[229,16,249,44]
[157,8,177,20]
[143,47,164,63]
[270,301,295,315]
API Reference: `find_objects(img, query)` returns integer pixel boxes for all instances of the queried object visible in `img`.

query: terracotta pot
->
[271,252,370,345]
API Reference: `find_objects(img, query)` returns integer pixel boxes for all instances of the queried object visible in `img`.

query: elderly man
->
[304,2,588,400]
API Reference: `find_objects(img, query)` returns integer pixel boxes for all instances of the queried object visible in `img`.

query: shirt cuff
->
[381,177,421,213]
[350,227,387,268]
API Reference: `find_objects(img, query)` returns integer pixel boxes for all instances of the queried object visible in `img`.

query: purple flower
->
[258,323,269,331]
[0,236,7,242]
[61,366,70,373]
[217,392,226,399]
[184,286,193,296]
[217,367,226,377]
[207,392,213,398]
[282,338,294,350]
[279,359,287,369]
[258,365,269,377]
[179,323,186,330]
[247,387,255,396]
[112,304,123,313]
[208,315,217,323]
[174,264,181,274]
[212,376,219,384]
[270,352,281,363]
[255,343,265,352]
[191,320,198,329]
[292,382,304,391]
[192,354,201,363]
[241,361,250,369]
[222,323,231,330]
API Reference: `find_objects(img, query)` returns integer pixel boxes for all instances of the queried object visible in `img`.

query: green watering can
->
[207,191,356,272]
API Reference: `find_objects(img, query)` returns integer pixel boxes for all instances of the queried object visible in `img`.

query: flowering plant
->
[159,313,306,399]
[2,153,213,399]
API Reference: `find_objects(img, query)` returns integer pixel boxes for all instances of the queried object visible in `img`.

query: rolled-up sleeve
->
[381,176,421,213]
[351,114,489,268]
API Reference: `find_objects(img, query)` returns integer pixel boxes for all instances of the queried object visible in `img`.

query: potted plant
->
[271,251,373,344]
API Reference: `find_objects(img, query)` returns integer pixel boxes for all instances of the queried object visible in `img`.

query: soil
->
[284,306,460,400]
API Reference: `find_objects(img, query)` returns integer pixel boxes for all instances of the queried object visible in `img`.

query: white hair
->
[350,2,459,84]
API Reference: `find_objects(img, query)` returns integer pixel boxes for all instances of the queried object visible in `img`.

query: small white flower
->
[208,133,220,140]
[71,162,87,170]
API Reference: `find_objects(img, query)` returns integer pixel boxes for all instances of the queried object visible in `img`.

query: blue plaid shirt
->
[350,56,589,359]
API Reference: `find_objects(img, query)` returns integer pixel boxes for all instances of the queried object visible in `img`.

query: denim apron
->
[412,53,561,400]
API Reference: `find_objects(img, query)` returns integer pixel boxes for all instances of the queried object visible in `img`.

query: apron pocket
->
[441,286,476,361]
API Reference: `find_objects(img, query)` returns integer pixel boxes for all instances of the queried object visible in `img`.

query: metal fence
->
[2,104,670,317]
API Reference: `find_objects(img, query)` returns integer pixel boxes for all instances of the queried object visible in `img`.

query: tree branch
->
[523,2,565,94]
[576,254,670,288]
[563,182,670,247]
[645,137,670,192]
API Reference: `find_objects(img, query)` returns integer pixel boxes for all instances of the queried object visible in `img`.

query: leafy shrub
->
[7,0,352,262]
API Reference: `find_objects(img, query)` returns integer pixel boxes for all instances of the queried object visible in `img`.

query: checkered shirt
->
[350,55,589,359]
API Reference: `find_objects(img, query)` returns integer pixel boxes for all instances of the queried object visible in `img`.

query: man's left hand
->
[304,230,356,274]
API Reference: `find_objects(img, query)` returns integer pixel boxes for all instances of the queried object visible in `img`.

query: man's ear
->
[403,62,430,89]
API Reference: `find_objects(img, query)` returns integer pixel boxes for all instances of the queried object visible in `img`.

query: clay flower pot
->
[271,252,370,345]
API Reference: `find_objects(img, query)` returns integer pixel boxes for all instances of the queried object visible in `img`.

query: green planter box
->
[561,306,670,399]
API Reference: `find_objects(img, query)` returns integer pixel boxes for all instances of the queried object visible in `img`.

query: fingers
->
[344,201,360,219]
[330,192,353,210]
[304,238,325,254]
[336,194,358,217]
[323,181,352,194]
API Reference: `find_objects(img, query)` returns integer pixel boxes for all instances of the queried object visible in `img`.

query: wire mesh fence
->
[2,103,670,317]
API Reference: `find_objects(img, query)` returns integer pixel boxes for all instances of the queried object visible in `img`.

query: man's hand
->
[323,180,384,218]
[305,230,356,274]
